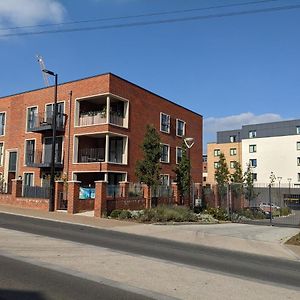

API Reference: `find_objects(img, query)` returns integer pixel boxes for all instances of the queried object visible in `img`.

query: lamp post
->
[269,172,276,225]
[277,176,282,207]
[184,137,195,208]
[287,178,292,196]
[42,69,58,212]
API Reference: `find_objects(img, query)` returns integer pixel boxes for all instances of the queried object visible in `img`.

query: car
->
[259,203,280,210]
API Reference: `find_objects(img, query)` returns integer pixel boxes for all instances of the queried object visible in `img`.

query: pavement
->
[0,204,300,300]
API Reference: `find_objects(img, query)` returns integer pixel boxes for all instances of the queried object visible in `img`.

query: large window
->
[25,140,35,165]
[44,137,63,164]
[27,107,37,131]
[0,143,3,166]
[24,173,34,186]
[214,149,221,157]
[214,162,220,169]
[248,130,256,138]
[45,102,64,125]
[297,142,300,150]
[160,144,170,163]
[109,137,124,163]
[160,113,170,133]
[249,159,257,167]
[176,147,182,164]
[176,119,185,137]
[8,151,17,172]
[230,148,236,156]
[297,157,300,166]
[229,135,236,143]
[249,144,257,153]
[0,113,5,136]
[160,174,169,186]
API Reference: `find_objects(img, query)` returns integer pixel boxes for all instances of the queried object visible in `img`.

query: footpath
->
[0,204,300,300]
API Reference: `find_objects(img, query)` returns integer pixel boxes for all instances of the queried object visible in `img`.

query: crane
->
[36,55,50,87]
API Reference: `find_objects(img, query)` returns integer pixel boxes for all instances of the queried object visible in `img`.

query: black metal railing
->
[78,148,105,163]
[28,112,66,132]
[22,185,50,199]
[25,150,63,168]
[109,112,124,127]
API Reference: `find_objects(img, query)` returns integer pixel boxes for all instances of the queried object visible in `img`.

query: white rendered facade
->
[242,135,300,185]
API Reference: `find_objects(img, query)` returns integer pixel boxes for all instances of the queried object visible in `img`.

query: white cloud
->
[0,0,66,28]
[204,112,283,135]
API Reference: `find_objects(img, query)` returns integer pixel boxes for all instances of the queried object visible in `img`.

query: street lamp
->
[184,137,195,208]
[269,172,276,225]
[287,178,292,196]
[277,176,282,207]
[42,69,58,212]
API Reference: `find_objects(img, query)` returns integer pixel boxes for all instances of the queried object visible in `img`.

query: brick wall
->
[0,194,49,210]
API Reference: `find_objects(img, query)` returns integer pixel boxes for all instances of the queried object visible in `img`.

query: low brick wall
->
[106,197,145,215]
[77,199,94,212]
[0,194,49,210]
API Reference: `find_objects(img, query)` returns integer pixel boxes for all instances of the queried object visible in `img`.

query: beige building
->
[207,141,242,185]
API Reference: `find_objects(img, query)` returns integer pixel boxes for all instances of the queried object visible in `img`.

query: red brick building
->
[0,73,202,191]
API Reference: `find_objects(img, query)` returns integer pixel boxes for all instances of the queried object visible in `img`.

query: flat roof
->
[0,72,202,118]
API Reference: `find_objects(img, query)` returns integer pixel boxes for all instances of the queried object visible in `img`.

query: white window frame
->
[249,130,256,138]
[176,119,186,137]
[26,106,38,132]
[229,135,236,143]
[160,112,170,134]
[230,161,235,169]
[249,144,257,153]
[0,142,4,166]
[214,149,220,157]
[230,148,236,156]
[249,159,257,168]
[24,139,36,166]
[214,162,220,169]
[0,112,6,136]
[160,174,170,186]
[160,143,170,163]
[23,172,35,186]
[297,157,300,166]
[176,147,182,164]
[297,142,300,151]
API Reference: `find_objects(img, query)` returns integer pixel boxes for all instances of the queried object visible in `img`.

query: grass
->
[285,232,300,246]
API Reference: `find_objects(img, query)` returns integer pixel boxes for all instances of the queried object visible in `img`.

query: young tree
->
[231,161,244,198]
[215,152,230,203]
[244,163,256,205]
[135,124,161,189]
[174,142,190,202]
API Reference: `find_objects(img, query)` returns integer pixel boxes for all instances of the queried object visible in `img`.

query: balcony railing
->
[78,148,105,163]
[79,112,106,126]
[28,112,66,132]
[25,150,63,169]
[110,111,124,127]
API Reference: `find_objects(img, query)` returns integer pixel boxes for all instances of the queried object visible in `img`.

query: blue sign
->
[79,187,95,199]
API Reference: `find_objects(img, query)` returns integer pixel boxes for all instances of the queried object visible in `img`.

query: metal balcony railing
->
[28,112,66,132]
[78,148,105,163]
[25,150,63,168]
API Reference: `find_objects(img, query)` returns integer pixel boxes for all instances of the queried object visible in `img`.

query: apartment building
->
[0,73,202,192]
[207,119,300,186]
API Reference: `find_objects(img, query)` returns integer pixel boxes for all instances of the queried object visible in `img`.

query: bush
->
[118,210,132,219]
[280,207,291,216]
[205,207,229,221]
[110,210,122,218]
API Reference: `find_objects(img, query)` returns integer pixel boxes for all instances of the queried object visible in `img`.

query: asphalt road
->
[0,255,153,300]
[0,212,300,290]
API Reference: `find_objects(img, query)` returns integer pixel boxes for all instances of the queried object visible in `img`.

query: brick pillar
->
[67,181,81,214]
[12,179,23,198]
[194,183,202,199]
[171,182,180,205]
[54,181,64,211]
[94,181,107,218]
[143,184,151,209]
[119,181,129,198]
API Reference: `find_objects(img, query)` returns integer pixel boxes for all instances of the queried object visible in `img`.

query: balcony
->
[28,112,66,133]
[78,148,105,163]
[25,150,63,169]
[76,94,128,128]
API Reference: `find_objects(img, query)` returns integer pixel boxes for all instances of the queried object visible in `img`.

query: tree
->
[135,124,161,189]
[244,163,256,205]
[174,142,190,202]
[215,152,230,203]
[230,161,244,197]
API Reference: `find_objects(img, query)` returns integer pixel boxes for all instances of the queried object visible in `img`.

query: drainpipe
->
[66,91,72,181]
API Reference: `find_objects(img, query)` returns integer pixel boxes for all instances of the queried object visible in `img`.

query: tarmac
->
[1,204,300,300]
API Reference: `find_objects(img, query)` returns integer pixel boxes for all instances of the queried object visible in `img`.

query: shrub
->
[205,207,229,221]
[280,207,291,216]
[110,210,122,218]
[118,210,132,219]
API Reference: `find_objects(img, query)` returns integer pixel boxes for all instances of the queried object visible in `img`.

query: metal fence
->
[128,183,143,197]
[107,184,121,198]
[22,185,50,199]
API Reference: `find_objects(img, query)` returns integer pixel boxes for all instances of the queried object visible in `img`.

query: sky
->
[0,0,300,152]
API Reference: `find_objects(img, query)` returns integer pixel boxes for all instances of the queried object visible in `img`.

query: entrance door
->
[7,151,17,193]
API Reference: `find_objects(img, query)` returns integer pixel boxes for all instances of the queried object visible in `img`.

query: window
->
[25,140,35,165]
[249,130,256,138]
[160,174,169,186]
[24,173,33,186]
[0,143,3,166]
[252,173,257,181]
[176,147,182,164]
[297,126,300,134]
[297,142,300,150]
[249,144,257,153]
[160,113,170,133]
[214,162,220,169]
[230,161,235,169]
[8,151,17,172]
[109,137,124,163]
[229,135,236,143]
[230,148,237,156]
[45,102,64,125]
[297,157,300,166]
[160,144,170,163]
[249,159,257,167]
[176,119,185,137]
[298,173,300,182]
[0,112,5,136]
[27,107,37,131]
[214,149,221,157]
